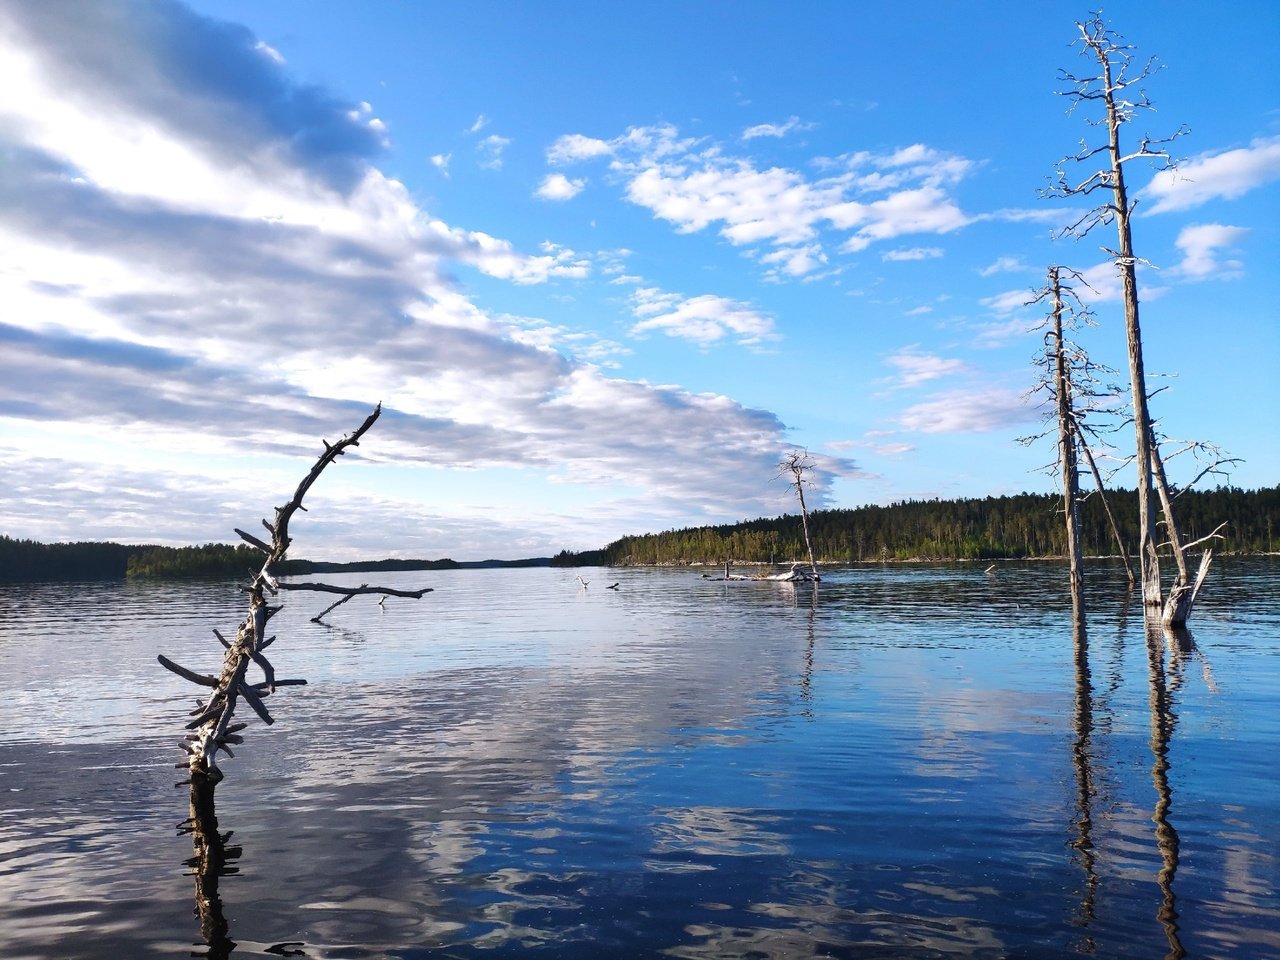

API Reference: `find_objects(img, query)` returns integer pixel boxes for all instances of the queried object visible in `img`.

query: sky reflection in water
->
[1,560,1278,958]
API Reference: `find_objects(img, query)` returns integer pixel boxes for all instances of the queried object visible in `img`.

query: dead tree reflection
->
[180,776,237,959]
[1070,620,1099,948]
[180,778,305,959]
[1146,622,1185,959]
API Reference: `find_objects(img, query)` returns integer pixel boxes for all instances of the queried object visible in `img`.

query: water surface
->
[1,560,1277,958]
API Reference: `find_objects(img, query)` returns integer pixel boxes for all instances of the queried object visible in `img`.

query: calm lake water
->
[1,560,1277,959]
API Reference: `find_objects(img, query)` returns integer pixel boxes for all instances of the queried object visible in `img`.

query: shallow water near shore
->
[2,559,1277,958]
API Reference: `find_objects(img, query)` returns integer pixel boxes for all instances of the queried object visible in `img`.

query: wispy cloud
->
[1144,135,1280,214]
[897,389,1033,434]
[883,246,943,262]
[978,256,1027,277]
[741,116,811,141]
[629,288,779,348]
[477,133,511,169]
[883,347,967,387]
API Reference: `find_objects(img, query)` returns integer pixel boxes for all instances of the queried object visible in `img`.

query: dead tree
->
[778,449,821,581]
[1022,266,1132,618]
[1045,14,1188,615]
[158,403,432,785]
[1029,266,1087,622]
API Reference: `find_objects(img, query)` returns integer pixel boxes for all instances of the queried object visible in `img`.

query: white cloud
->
[978,256,1026,277]
[884,347,966,387]
[535,173,586,201]
[629,289,779,348]
[467,114,490,134]
[742,116,811,140]
[1172,223,1249,280]
[547,133,613,165]
[550,123,976,276]
[0,3,858,556]
[430,152,451,176]
[254,40,285,64]
[980,288,1036,315]
[1144,136,1280,214]
[883,246,943,262]
[477,133,511,169]
[898,389,1032,434]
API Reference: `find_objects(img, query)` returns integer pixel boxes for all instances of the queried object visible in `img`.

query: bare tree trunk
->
[1094,46,1162,612]
[1050,266,1086,623]
[779,450,821,581]
[1072,424,1136,586]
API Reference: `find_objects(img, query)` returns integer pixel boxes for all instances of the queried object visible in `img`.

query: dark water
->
[1,560,1277,959]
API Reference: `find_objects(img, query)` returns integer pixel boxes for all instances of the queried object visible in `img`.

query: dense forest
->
[552,486,1280,567]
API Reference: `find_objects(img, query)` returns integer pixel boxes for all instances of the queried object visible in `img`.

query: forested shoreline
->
[4,485,1276,582]
[0,537,548,584]
[552,485,1280,567]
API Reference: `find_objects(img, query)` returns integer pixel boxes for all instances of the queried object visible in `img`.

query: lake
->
[1,560,1277,959]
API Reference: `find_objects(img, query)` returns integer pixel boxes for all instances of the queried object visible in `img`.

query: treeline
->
[0,535,554,583]
[0,537,265,583]
[553,485,1280,567]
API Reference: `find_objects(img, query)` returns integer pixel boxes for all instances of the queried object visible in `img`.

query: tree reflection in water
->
[179,778,304,959]
[1147,622,1189,960]
[1070,618,1099,951]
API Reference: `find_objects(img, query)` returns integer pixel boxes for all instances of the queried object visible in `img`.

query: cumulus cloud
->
[1144,136,1280,214]
[1171,223,1249,279]
[535,173,586,201]
[547,133,613,165]
[545,124,977,277]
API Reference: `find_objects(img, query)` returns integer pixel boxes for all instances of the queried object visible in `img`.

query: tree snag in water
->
[158,403,431,784]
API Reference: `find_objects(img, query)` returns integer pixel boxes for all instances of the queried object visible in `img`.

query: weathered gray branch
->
[159,403,431,785]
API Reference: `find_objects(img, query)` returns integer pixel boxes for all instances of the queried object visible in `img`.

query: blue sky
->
[1,1,1276,560]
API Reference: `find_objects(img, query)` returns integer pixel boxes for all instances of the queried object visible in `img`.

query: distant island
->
[2,485,1276,583]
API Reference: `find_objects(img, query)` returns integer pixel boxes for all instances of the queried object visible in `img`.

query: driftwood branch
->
[277,581,432,598]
